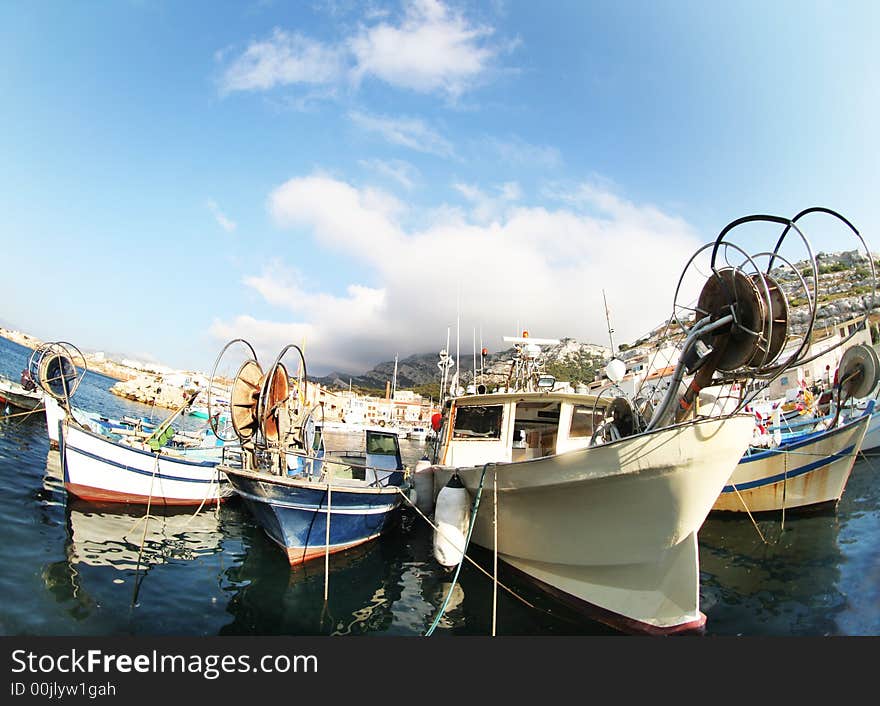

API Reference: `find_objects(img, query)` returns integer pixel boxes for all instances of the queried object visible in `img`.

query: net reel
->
[210,340,310,470]
[647,207,876,429]
[28,342,86,408]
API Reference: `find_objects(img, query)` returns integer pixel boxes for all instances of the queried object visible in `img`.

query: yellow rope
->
[730,481,768,544]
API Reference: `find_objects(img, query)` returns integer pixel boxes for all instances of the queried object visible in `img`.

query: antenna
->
[473,327,476,389]
[603,289,616,353]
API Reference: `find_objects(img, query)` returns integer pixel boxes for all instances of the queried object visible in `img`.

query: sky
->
[1,0,878,376]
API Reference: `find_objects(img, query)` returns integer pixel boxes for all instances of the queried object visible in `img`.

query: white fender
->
[413,457,434,515]
[433,474,471,568]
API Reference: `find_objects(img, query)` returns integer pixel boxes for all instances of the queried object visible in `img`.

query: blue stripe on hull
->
[228,474,401,562]
[722,444,855,493]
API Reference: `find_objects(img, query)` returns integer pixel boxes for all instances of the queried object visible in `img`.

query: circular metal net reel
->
[259,344,309,452]
[670,218,820,390]
[837,344,880,404]
[28,341,86,405]
[208,338,260,444]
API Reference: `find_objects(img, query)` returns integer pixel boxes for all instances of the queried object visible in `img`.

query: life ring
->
[379,419,386,427]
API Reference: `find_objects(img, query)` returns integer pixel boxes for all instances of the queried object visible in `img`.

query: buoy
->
[413,456,434,515]
[433,474,471,568]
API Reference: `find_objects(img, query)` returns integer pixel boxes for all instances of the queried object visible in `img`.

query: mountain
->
[312,250,880,393]
[313,338,613,392]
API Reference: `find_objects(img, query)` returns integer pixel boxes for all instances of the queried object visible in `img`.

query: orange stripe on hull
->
[285,534,380,566]
[65,482,224,507]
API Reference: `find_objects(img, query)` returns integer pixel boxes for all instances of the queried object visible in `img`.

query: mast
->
[603,289,616,354]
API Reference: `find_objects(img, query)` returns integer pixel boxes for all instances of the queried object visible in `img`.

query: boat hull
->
[713,411,870,513]
[0,380,43,412]
[859,410,880,452]
[223,468,402,565]
[435,414,754,634]
[61,422,232,506]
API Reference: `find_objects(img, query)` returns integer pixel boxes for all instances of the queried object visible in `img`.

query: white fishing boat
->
[31,341,233,506]
[430,390,754,634]
[420,207,878,634]
[59,418,232,506]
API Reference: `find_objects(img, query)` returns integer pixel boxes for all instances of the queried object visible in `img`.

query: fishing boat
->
[420,207,878,635]
[211,340,410,565]
[0,373,43,412]
[714,400,874,513]
[31,341,233,506]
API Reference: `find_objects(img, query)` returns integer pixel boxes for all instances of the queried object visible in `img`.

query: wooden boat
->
[225,427,406,565]
[213,340,409,566]
[0,374,43,412]
[713,402,873,513]
[60,420,233,506]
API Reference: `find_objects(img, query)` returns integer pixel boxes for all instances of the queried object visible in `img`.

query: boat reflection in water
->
[220,513,415,636]
[40,494,226,630]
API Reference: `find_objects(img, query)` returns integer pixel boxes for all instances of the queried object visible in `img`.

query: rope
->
[425,464,490,636]
[0,406,45,421]
[492,468,498,637]
[730,481,768,544]
[130,452,160,609]
[324,468,332,602]
[394,485,539,613]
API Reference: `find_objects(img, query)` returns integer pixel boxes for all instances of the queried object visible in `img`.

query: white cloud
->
[348,111,455,157]
[217,2,503,99]
[348,0,498,99]
[358,158,420,190]
[453,180,521,223]
[219,28,345,94]
[213,174,704,375]
[487,135,563,169]
[207,199,237,232]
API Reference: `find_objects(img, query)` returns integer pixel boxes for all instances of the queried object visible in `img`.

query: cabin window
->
[569,404,602,439]
[512,401,561,458]
[366,432,399,455]
[453,405,503,439]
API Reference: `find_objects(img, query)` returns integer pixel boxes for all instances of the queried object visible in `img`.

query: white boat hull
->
[713,411,870,513]
[434,414,754,633]
[61,421,232,506]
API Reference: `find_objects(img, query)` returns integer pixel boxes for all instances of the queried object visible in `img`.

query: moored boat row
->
[15,206,880,636]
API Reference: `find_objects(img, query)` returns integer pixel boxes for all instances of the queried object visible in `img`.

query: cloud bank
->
[210,174,703,375]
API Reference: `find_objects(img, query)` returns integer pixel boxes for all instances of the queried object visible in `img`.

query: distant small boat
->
[0,374,43,413]
[407,425,429,441]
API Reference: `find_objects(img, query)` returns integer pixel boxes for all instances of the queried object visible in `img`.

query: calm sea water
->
[0,335,877,636]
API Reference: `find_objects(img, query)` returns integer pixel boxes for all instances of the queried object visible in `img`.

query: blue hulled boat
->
[224,428,407,565]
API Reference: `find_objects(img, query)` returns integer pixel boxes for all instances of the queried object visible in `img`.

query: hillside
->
[315,249,880,394]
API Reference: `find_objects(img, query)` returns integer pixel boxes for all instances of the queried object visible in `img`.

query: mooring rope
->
[130,452,160,609]
[730,481,768,544]
[0,406,45,421]
[394,485,539,612]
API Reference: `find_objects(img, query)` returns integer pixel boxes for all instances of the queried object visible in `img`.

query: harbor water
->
[1,335,877,636]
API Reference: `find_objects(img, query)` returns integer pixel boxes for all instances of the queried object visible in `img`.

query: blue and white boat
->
[713,401,873,513]
[223,428,406,565]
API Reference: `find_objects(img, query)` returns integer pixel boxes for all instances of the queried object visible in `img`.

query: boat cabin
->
[435,392,608,467]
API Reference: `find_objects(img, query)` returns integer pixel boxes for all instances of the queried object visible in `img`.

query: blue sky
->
[1,0,877,375]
